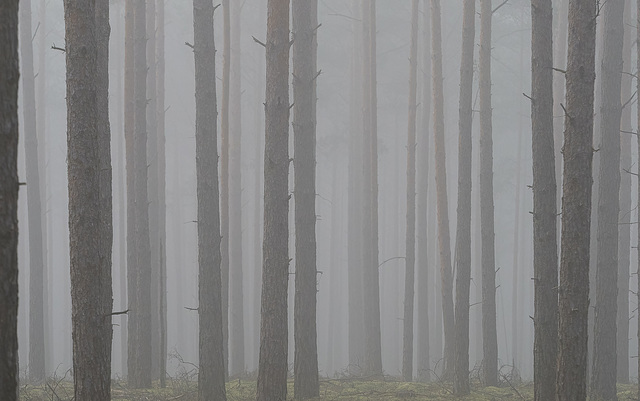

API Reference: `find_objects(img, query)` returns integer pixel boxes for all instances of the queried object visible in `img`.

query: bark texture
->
[293,0,320,398]
[64,0,113,398]
[556,0,597,399]
[530,0,558,399]
[256,0,290,399]
[192,1,227,399]
[0,1,20,398]
[221,0,230,376]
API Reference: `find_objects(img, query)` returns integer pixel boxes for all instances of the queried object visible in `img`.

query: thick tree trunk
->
[293,0,320,398]
[429,0,454,380]
[192,1,227,399]
[221,0,230,377]
[20,0,46,382]
[453,0,475,393]
[553,0,568,195]
[256,0,290,399]
[479,0,499,388]
[556,0,597,399]
[0,2,20,398]
[229,0,244,378]
[591,2,625,399]
[402,0,419,383]
[416,0,431,383]
[531,0,558,399]
[132,0,152,388]
[65,0,113,398]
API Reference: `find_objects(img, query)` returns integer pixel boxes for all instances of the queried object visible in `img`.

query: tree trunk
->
[553,0,568,196]
[256,0,290,399]
[429,0,454,380]
[192,1,227,399]
[556,0,597,399]
[293,0,320,398]
[531,0,558,398]
[416,0,431,383]
[0,1,20,398]
[19,0,46,383]
[591,1,625,399]
[402,0,419,383]
[65,0,113,398]
[132,0,152,388]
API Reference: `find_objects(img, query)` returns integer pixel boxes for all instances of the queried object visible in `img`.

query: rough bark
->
[402,0,419,383]
[429,0,454,380]
[64,0,113,398]
[480,0,499,388]
[229,0,244,378]
[192,1,227,399]
[256,0,290,399]
[591,1,625,399]
[131,0,152,388]
[416,0,431,383]
[19,0,46,382]
[452,0,475,393]
[553,0,569,194]
[221,0,230,377]
[531,0,558,398]
[0,1,20,398]
[293,0,320,398]
[556,0,597,399]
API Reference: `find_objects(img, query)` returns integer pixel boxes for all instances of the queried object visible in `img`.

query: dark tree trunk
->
[64,0,113,398]
[531,0,558,399]
[416,0,431,383]
[479,0,499,388]
[19,0,46,382]
[453,0,474,393]
[429,0,454,379]
[256,0,290,399]
[556,0,597,399]
[0,1,20,398]
[228,0,244,378]
[192,1,227,399]
[553,0,568,196]
[591,1,625,399]
[131,0,152,388]
[292,0,320,398]
[221,0,230,377]
[361,0,383,378]
[402,0,419,383]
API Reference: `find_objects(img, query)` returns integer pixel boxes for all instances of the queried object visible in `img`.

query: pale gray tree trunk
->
[221,0,230,377]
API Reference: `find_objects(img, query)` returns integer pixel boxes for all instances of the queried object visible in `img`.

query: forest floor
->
[18,377,640,401]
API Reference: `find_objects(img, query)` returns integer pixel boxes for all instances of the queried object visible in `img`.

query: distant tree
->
[192,0,227,399]
[429,0,454,379]
[19,0,46,382]
[0,1,20,399]
[292,0,320,398]
[530,0,558,399]
[591,1,625,399]
[402,0,419,383]
[64,0,113,398]
[221,0,231,376]
[556,0,597,399]
[256,0,291,399]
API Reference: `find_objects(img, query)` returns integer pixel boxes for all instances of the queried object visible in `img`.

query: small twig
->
[378,256,406,268]
[108,309,129,316]
[252,36,266,48]
[492,0,509,13]
[184,42,194,49]
[552,67,567,74]
[184,306,199,311]
[51,43,65,53]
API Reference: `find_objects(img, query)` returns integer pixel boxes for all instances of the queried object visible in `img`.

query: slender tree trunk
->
[531,0,558,398]
[591,2,625,399]
[132,0,152,388]
[429,0,454,380]
[293,0,320,398]
[637,6,640,389]
[556,0,597,399]
[19,0,46,382]
[192,1,227,399]
[416,0,431,383]
[402,0,419,383]
[0,1,20,398]
[348,0,365,375]
[228,0,244,378]
[156,0,167,387]
[64,0,113,398]
[256,0,290,399]
[553,0,568,195]
[479,0,499,388]
[616,0,633,383]
[452,0,475,393]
